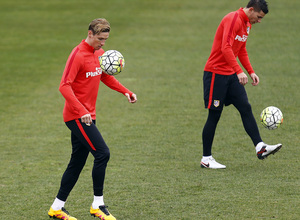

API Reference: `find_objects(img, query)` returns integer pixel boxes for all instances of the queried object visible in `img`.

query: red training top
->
[204,8,255,75]
[59,40,132,122]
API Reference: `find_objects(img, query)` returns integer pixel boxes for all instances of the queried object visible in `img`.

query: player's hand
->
[250,73,259,86]
[81,113,92,126]
[237,72,248,85]
[125,93,137,103]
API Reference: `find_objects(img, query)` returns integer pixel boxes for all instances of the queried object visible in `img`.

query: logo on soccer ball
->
[99,50,125,76]
[260,106,283,130]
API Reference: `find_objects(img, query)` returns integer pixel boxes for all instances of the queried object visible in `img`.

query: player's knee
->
[94,147,110,163]
[103,148,110,161]
[239,102,252,115]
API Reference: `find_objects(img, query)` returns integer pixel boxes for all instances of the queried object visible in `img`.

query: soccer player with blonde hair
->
[48,18,137,220]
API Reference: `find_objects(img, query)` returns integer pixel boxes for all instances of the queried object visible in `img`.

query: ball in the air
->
[260,106,283,130]
[99,50,125,75]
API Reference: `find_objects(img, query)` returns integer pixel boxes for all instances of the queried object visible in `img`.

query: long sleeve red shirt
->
[204,8,254,75]
[59,40,132,122]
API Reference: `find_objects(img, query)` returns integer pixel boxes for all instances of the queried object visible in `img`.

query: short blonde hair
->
[88,18,110,35]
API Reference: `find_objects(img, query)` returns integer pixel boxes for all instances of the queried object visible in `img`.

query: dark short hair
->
[247,0,269,14]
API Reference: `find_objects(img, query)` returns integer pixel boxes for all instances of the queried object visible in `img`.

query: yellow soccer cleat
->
[48,207,77,220]
[90,205,116,220]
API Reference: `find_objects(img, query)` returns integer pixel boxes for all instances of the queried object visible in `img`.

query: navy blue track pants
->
[57,119,110,201]
[202,71,262,156]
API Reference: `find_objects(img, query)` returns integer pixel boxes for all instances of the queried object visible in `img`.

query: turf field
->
[0,0,299,219]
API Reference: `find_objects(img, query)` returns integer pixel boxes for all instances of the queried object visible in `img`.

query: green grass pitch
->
[0,0,299,219]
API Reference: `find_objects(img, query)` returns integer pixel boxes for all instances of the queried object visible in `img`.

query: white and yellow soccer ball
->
[260,106,283,130]
[99,50,125,75]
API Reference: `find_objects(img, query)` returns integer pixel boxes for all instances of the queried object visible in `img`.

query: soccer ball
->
[260,106,283,130]
[99,50,125,75]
